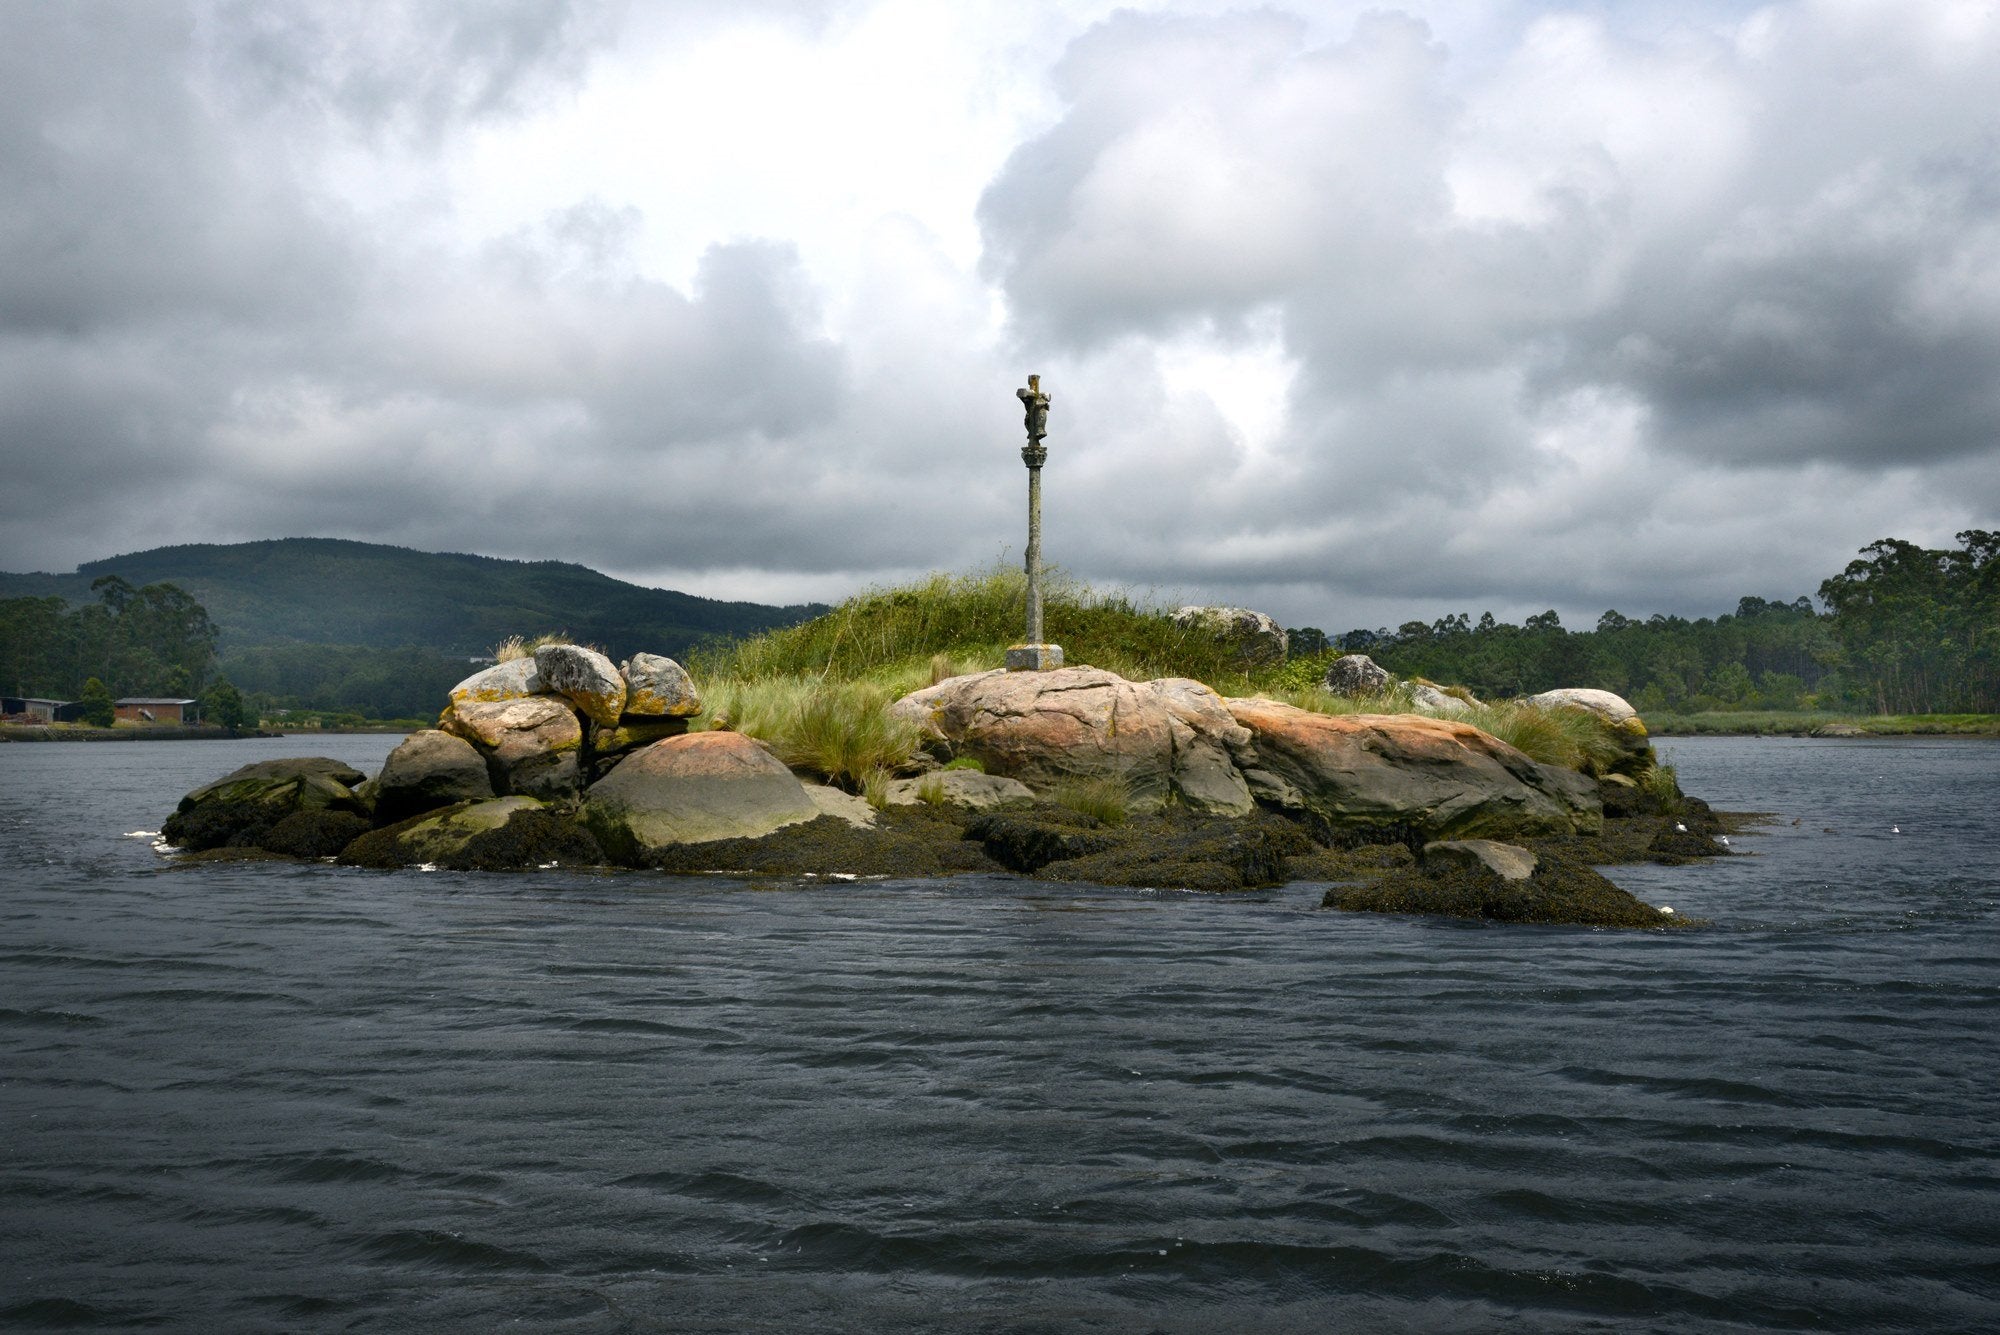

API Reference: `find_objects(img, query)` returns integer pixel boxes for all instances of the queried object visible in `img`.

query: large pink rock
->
[888,667,1253,815]
[1223,700,1600,840]
[582,730,819,859]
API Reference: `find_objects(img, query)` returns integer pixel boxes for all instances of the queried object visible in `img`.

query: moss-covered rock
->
[162,757,369,851]
[338,797,603,871]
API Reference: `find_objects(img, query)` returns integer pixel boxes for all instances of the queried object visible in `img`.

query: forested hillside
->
[0,538,825,719]
[0,538,823,655]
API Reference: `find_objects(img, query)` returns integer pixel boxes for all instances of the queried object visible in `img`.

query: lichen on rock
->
[534,644,627,728]
[621,653,701,718]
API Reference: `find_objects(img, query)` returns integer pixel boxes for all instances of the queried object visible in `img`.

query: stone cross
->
[1007,374,1064,672]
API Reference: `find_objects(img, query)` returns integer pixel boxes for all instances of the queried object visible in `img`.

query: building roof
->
[114,697,198,706]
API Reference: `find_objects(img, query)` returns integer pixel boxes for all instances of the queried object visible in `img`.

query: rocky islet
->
[160,643,1726,926]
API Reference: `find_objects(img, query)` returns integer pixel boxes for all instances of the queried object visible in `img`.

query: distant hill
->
[0,538,826,658]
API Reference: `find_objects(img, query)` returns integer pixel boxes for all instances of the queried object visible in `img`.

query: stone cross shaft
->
[1007,375,1063,671]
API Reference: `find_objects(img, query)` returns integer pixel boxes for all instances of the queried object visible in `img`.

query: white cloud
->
[0,0,1993,634]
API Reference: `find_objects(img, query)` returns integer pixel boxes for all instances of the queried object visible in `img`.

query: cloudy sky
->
[3,0,1996,631]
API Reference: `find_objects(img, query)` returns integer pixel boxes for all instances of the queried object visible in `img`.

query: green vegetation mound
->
[692,566,1268,691]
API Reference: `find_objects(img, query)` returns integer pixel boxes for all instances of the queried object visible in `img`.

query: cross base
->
[1005,643,1065,672]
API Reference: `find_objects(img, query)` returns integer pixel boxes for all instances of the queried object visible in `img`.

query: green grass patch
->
[697,676,925,792]
[689,565,1270,694]
[1046,775,1132,827]
[1463,703,1630,773]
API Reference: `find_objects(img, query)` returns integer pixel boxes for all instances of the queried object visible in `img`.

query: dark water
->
[2,736,1997,1333]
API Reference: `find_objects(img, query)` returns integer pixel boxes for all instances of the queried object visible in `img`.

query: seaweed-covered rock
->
[163,757,369,851]
[338,797,603,871]
[1647,819,1731,862]
[535,644,626,728]
[643,808,998,879]
[259,809,373,859]
[621,653,701,718]
[1225,701,1601,843]
[1038,816,1316,892]
[961,809,1119,874]
[1324,856,1676,928]
[582,731,819,862]
[889,667,1253,815]
[1596,774,1645,818]
[374,729,493,824]
[441,696,583,798]
[1423,838,1537,881]
[1280,841,1416,883]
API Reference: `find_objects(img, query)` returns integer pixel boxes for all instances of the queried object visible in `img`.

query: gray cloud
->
[972,4,1999,624]
[0,1,1992,637]
[197,0,617,143]
[986,6,2000,476]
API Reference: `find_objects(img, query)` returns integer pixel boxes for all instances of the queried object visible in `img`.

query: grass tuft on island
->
[682,565,1639,789]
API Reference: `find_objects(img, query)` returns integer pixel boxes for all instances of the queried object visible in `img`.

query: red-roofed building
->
[114,698,198,724]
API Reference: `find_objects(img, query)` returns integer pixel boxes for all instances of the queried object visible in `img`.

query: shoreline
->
[1,726,290,742]
[1647,713,2000,738]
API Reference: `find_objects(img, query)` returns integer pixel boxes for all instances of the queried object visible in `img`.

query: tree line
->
[1285,530,1998,715]
[0,576,218,703]
[6,532,1995,721]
